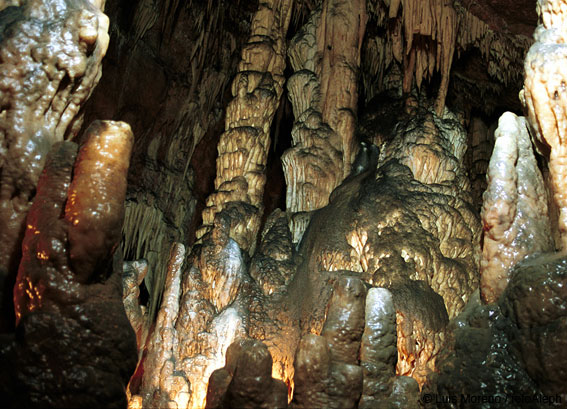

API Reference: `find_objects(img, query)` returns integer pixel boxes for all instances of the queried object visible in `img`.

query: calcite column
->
[522,0,567,250]
[196,0,293,254]
[282,0,367,242]
[480,112,553,303]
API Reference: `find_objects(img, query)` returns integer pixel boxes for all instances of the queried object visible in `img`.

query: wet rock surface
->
[480,112,554,303]
[296,103,480,322]
[0,0,110,331]
[206,338,288,409]
[501,252,567,400]
[1,122,137,408]
[423,291,544,409]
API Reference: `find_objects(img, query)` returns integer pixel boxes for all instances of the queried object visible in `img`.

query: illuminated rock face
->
[282,0,367,243]
[0,0,109,329]
[2,122,137,408]
[292,103,480,390]
[196,0,294,254]
[299,104,480,318]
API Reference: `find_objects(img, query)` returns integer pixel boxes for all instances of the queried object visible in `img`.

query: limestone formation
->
[122,259,149,350]
[358,288,399,408]
[3,122,137,408]
[500,252,567,401]
[291,279,420,409]
[196,0,294,254]
[3,1,565,409]
[205,339,288,409]
[390,281,448,389]
[0,0,110,329]
[134,243,188,409]
[299,103,480,319]
[423,291,542,409]
[480,112,553,303]
[249,209,295,296]
[522,0,567,250]
[362,1,531,114]
[282,0,367,242]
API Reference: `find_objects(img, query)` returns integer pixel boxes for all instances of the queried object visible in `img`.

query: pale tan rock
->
[297,104,480,323]
[522,0,567,250]
[282,0,367,242]
[480,112,554,303]
[134,243,187,409]
[197,0,293,254]
[122,259,149,350]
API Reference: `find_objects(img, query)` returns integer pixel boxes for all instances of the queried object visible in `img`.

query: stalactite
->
[121,201,167,320]
[282,0,367,243]
[196,0,294,254]
[362,0,530,113]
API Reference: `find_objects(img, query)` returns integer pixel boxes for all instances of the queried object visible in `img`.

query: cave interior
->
[1,0,567,408]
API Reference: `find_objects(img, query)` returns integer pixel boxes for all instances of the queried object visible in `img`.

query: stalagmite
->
[296,102,480,339]
[65,121,134,277]
[16,120,133,322]
[7,121,137,408]
[133,212,249,409]
[123,259,149,350]
[359,288,397,409]
[291,277,365,409]
[480,112,553,303]
[522,0,567,250]
[500,252,567,400]
[390,281,448,389]
[0,0,110,329]
[282,0,367,242]
[134,243,188,409]
[196,0,293,254]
